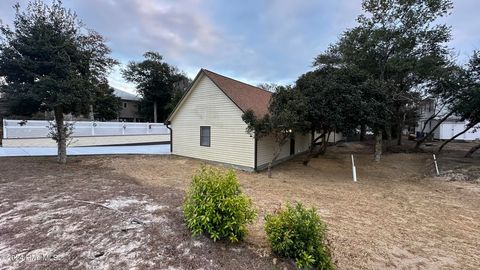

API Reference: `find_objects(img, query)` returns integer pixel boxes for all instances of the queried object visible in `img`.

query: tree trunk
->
[303,130,324,166]
[397,113,405,146]
[267,140,288,178]
[313,132,328,158]
[54,107,67,164]
[465,143,480,158]
[374,130,382,162]
[360,124,366,141]
[153,101,158,123]
[397,128,403,146]
[321,131,331,153]
[437,125,474,153]
[414,111,454,150]
[385,124,392,149]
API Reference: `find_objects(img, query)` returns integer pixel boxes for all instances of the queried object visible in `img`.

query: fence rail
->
[2,119,169,139]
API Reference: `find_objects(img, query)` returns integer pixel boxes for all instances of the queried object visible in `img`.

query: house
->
[114,88,144,122]
[166,69,311,171]
[416,98,480,140]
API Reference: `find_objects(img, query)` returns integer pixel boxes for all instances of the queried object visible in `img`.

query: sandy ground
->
[1,140,479,269]
[104,141,480,270]
[0,158,292,270]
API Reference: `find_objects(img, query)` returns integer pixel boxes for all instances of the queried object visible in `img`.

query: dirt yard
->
[1,141,479,269]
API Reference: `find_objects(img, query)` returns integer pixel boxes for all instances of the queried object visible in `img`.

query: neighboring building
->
[114,89,144,122]
[166,69,311,171]
[416,98,480,140]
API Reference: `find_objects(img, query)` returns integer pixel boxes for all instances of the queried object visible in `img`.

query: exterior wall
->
[313,131,344,143]
[439,120,480,141]
[2,134,169,147]
[418,117,480,141]
[256,132,311,169]
[170,75,255,169]
[119,100,142,122]
[328,132,343,142]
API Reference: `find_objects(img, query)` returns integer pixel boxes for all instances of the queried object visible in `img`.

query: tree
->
[242,86,309,177]
[93,83,121,121]
[257,83,278,92]
[465,51,480,157]
[0,0,117,163]
[296,63,366,165]
[414,64,469,150]
[318,0,453,161]
[122,52,190,122]
[2,92,41,117]
[438,52,480,153]
[165,74,192,113]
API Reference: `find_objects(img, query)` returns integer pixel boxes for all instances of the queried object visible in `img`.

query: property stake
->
[433,154,440,176]
[351,154,357,182]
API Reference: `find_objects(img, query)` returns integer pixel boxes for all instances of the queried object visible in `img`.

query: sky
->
[0,0,479,94]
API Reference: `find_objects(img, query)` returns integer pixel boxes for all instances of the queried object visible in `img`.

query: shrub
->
[265,203,334,269]
[183,166,256,242]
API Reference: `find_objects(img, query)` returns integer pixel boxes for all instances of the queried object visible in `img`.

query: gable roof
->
[114,88,140,101]
[167,69,272,121]
[202,69,272,117]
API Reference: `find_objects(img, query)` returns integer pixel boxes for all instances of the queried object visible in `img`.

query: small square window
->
[123,102,128,108]
[200,126,210,147]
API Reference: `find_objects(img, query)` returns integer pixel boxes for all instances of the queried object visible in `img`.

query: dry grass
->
[103,142,480,270]
[1,140,479,269]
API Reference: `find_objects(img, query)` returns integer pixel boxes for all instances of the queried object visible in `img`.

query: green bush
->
[265,203,335,269]
[183,166,256,242]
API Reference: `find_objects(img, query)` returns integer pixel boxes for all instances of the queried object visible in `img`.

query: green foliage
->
[295,65,366,137]
[0,0,117,116]
[309,0,454,156]
[183,166,256,242]
[451,52,480,128]
[122,51,191,122]
[265,203,334,269]
[0,0,117,163]
[242,85,309,141]
[242,85,310,176]
[93,84,121,121]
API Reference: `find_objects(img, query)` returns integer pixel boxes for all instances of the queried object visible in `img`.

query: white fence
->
[2,119,170,139]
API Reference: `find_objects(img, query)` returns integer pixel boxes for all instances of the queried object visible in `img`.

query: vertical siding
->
[256,132,311,168]
[294,133,311,152]
[171,75,255,169]
[314,131,344,142]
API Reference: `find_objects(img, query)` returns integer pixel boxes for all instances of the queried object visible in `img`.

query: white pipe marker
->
[351,154,357,182]
[433,154,440,176]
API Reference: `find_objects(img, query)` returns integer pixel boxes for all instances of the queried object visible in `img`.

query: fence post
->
[147,122,150,135]
[91,121,95,136]
[2,119,7,139]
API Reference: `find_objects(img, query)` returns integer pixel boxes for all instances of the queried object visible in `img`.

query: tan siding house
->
[167,69,311,171]
[114,89,144,122]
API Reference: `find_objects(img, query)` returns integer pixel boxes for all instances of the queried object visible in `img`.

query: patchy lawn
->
[1,141,479,269]
[0,157,291,270]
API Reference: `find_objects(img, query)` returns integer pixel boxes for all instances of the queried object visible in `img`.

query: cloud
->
[0,0,478,90]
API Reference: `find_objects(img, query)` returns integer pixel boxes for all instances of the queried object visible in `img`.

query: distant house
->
[114,89,144,122]
[166,69,311,171]
[416,98,480,140]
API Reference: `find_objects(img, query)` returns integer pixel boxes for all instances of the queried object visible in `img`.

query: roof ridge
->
[201,69,273,94]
